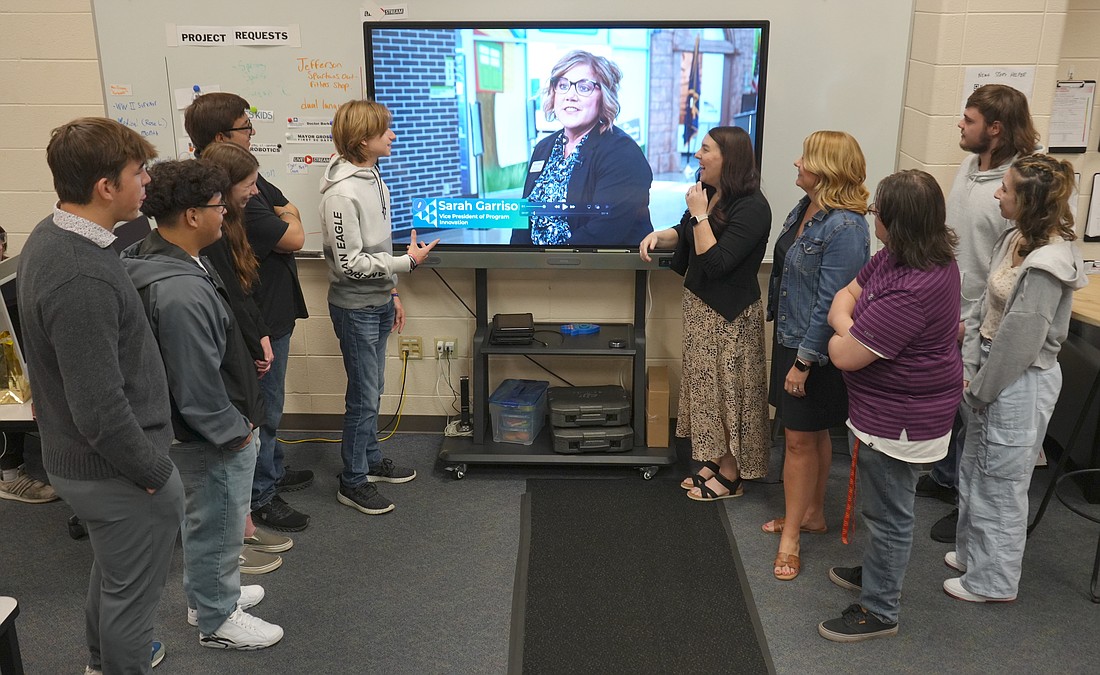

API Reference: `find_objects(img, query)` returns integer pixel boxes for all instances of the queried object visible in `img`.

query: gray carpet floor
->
[2,431,1098,673]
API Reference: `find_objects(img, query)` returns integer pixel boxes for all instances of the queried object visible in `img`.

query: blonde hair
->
[543,50,622,134]
[332,100,392,163]
[801,130,869,214]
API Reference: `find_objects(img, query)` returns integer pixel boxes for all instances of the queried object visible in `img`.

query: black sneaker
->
[829,566,862,592]
[915,474,957,505]
[930,508,959,543]
[366,458,416,484]
[276,467,314,493]
[251,495,310,532]
[818,604,898,643]
[337,481,395,515]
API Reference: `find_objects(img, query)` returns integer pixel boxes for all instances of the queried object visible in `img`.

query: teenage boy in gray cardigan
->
[18,118,185,674]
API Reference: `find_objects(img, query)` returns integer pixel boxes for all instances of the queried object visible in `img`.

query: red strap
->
[842,437,860,545]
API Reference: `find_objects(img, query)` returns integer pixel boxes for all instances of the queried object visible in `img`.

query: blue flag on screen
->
[683,35,701,147]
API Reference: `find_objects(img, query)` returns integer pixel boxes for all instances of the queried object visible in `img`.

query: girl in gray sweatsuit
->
[951,154,1088,602]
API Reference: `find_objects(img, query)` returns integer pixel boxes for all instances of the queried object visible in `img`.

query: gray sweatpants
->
[50,469,184,674]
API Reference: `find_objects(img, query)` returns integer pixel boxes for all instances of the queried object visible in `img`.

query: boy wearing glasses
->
[122,159,283,650]
[185,93,312,533]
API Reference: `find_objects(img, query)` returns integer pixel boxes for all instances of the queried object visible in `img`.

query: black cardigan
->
[670,189,772,322]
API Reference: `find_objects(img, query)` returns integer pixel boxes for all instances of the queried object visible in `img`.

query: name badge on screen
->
[529,160,545,173]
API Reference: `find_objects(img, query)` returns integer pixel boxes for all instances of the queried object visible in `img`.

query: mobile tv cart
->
[438,269,677,480]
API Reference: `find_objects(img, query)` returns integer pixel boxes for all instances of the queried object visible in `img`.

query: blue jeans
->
[928,408,968,489]
[252,331,291,510]
[856,435,919,624]
[330,301,393,487]
[174,434,258,634]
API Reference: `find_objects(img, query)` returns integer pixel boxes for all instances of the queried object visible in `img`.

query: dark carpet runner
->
[511,478,773,674]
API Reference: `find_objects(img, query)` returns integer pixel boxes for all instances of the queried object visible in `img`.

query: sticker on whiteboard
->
[248,110,275,123]
[171,25,301,48]
[109,84,133,96]
[173,84,221,110]
[361,4,409,22]
[287,162,309,175]
[289,154,333,167]
[287,116,333,128]
[285,132,334,144]
[250,143,283,155]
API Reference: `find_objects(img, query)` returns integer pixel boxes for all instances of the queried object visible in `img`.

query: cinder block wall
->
[2,0,1095,424]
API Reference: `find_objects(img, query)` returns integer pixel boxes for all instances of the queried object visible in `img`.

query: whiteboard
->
[90,0,914,255]
[90,0,368,254]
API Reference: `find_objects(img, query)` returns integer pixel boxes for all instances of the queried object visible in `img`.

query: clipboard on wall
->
[1049,80,1095,153]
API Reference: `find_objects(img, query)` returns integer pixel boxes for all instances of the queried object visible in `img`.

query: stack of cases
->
[547,385,633,454]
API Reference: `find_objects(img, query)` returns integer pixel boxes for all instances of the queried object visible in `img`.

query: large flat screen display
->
[365,21,769,268]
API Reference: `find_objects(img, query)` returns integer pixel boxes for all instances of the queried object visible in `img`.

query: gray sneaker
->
[243,528,294,553]
[337,481,395,515]
[0,470,58,504]
[367,458,416,484]
[239,546,283,575]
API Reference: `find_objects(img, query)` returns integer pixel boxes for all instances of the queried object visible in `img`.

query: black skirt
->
[768,333,849,432]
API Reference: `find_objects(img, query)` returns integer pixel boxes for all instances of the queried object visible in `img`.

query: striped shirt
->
[844,249,962,442]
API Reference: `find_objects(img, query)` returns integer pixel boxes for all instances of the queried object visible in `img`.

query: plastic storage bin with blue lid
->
[489,379,549,445]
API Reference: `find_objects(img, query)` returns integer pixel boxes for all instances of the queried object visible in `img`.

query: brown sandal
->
[761,516,828,535]
[774,552,801,581]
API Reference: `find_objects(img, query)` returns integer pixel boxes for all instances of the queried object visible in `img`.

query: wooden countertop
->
[1072,277,1100,327]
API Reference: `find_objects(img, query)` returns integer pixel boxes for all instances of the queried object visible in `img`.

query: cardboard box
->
[646,366,670,448]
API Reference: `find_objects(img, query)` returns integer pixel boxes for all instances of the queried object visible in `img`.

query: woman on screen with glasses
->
[511,50,653,247]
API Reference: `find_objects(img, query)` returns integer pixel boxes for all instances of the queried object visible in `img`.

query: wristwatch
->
[689,213,709,226]
[794,358,811,372]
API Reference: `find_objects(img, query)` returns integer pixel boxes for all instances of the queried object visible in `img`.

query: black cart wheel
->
[640,466,658,480]
[449,463,468,480]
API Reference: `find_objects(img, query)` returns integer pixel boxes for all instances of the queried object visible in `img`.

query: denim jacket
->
[767,197,869,364]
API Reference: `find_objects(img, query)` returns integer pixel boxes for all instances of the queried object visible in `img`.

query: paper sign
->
[250,143,283,155]
[361,5,409,22]
[288,154,333,167]
[287,116,333,128]
[171,25,301,47]
[109,84,132,96]
[285,132,334,144]
[173,84,221,110]
[248,109,275,123]
[961,67,1035,112]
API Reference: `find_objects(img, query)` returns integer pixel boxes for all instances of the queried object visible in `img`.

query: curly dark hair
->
[141,159,228,226]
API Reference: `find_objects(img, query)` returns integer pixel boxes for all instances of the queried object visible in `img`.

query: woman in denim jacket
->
[763,131,870,580]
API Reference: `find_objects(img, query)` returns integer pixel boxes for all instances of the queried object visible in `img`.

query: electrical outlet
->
[399,336,422,360]
[435,337,456,358]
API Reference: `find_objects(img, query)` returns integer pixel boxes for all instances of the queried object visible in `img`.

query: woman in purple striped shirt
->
[817,170,962,642]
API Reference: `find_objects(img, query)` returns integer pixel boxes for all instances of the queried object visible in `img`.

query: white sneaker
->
[944,551,966,572]
[198,607,283,650]
[943,577,1016,603]
[187,585,265,626]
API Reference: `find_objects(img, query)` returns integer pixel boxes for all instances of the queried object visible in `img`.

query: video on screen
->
[366,23,766,249]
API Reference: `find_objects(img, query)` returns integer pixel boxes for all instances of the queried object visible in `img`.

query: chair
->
[1028,333,1100,535]
[1053,468,1100,602]
[0,596,24,675]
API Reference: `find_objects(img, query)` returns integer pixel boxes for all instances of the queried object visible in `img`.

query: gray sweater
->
[948,153,1013,323]
[16,216,175,489]
[963,230,1088,407]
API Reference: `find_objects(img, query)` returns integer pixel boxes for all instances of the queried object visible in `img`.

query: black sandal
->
[688,473,744,502]
[680,460,722,490]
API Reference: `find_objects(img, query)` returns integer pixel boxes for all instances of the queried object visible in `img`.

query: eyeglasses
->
[552,77,601,97]
[225,121,254,134]
[193,203,227,213]
[867,203,879,216]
